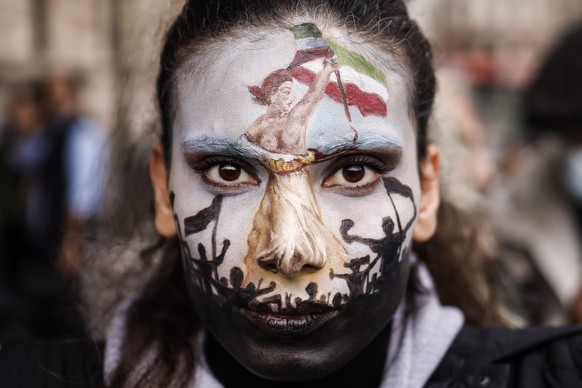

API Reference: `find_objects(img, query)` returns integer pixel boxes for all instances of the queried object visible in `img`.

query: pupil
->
[343,165,365,183]
[218,164,241,181]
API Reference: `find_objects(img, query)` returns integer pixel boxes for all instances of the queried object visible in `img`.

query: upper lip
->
[241,300,342,338]
[246,298,342,316]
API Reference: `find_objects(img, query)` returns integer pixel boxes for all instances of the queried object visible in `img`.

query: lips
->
[242,300,341,338]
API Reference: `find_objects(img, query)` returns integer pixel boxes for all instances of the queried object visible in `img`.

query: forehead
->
[173,26,415,147]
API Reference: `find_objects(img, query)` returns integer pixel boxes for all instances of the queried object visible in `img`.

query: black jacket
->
[0,339,104,388]
[1,326,582,387]
[427,326,582,387]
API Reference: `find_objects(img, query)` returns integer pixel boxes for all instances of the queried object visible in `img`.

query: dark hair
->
[110,1,499,386]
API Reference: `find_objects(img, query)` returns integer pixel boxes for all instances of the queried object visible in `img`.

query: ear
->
[150,142,177,238]
[413,144,440,242]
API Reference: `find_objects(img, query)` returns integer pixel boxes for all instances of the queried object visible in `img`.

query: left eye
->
[205,162,257,185]
[323,162,382,195]
[341,165,366,183]
[198,158,260,194]
[216,164,242,181]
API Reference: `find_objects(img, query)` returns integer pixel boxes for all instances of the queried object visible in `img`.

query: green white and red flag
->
[287,23,389,118]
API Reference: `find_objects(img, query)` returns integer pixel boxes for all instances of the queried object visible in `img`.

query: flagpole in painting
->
[334,69,358,142]
[289,23,389,144]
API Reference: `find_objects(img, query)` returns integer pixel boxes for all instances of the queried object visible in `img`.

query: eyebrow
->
[181,136,263,159]
[315,133,403,155]
[182,133,403,162]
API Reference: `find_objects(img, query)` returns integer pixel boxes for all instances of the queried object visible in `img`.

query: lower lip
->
[242,309,339,337]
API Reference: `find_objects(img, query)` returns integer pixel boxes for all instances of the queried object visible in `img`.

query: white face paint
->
[168,24,421,379]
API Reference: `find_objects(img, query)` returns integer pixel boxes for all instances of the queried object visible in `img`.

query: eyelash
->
[193,156,260,193]
[322,155,390,196]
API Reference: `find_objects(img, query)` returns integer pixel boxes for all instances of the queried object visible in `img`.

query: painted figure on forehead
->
[244,23,389,161]
[245,59,339,156]
[245,23,339,158]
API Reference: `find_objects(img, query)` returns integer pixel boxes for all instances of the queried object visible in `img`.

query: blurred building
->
[0,0,184,138]
[410,0,582,89]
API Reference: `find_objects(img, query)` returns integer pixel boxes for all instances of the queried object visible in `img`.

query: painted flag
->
[383,177,414,201]
[288,23,334,68]
[184,195,223,237]
[383,176,416,237]
[288,23,389,118]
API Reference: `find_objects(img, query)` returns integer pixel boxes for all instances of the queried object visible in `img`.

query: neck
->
[204,323,391,388]
[267,104,288,116]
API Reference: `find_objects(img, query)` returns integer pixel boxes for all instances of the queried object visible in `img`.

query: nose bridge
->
[245,170,340,278]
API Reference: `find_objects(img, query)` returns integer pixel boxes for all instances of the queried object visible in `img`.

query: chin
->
[201,293,401,382]
[228,336,360,381]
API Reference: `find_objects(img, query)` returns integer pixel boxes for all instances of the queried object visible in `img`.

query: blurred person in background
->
[0,72,107,340]
[0,82,43,287]
[432,68,496,210]
[43,72,108,276]
[489,23,582,325]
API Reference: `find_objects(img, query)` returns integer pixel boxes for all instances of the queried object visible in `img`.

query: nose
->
[258,250,321,278]
[245,170,347,278]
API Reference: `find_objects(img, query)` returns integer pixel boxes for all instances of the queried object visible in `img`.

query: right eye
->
[205,163,255,185]
[195,156,261,194]
[321,154,389,196]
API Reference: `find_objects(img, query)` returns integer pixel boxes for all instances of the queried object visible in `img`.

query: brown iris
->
[342,165,365,183]
[218,164,241,181]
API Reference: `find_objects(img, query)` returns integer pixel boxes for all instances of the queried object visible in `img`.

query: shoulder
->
[427,325,582,388]
[0,339,105,388]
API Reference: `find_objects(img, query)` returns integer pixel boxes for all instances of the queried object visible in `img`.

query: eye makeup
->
[320,149,402,196]
[321,154,392,197]
[186,154,262,194]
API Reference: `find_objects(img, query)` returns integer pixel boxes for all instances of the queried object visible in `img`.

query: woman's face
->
[271,81,295,112]
[152,25,438,380]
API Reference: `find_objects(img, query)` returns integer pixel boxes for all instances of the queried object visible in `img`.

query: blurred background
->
[0,0,581,340]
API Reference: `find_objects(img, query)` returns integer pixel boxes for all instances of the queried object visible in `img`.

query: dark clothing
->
[2,326,582,387]
[0,339,104,388]
[0,116,88,342]
[30,115,72,261]
[428,325,582,387]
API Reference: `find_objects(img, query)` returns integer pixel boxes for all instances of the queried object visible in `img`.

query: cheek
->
[175,196,262,252]
[206,196,263,277]
[317,181,418,257]
[169,169,265,276]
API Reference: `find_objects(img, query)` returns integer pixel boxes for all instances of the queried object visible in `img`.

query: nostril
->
[277,252,307,278]
[256,248,280,273]
[258,251,308,277]
[289,252,303,268]
[258,258,279,273]
[298,264,322,274]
